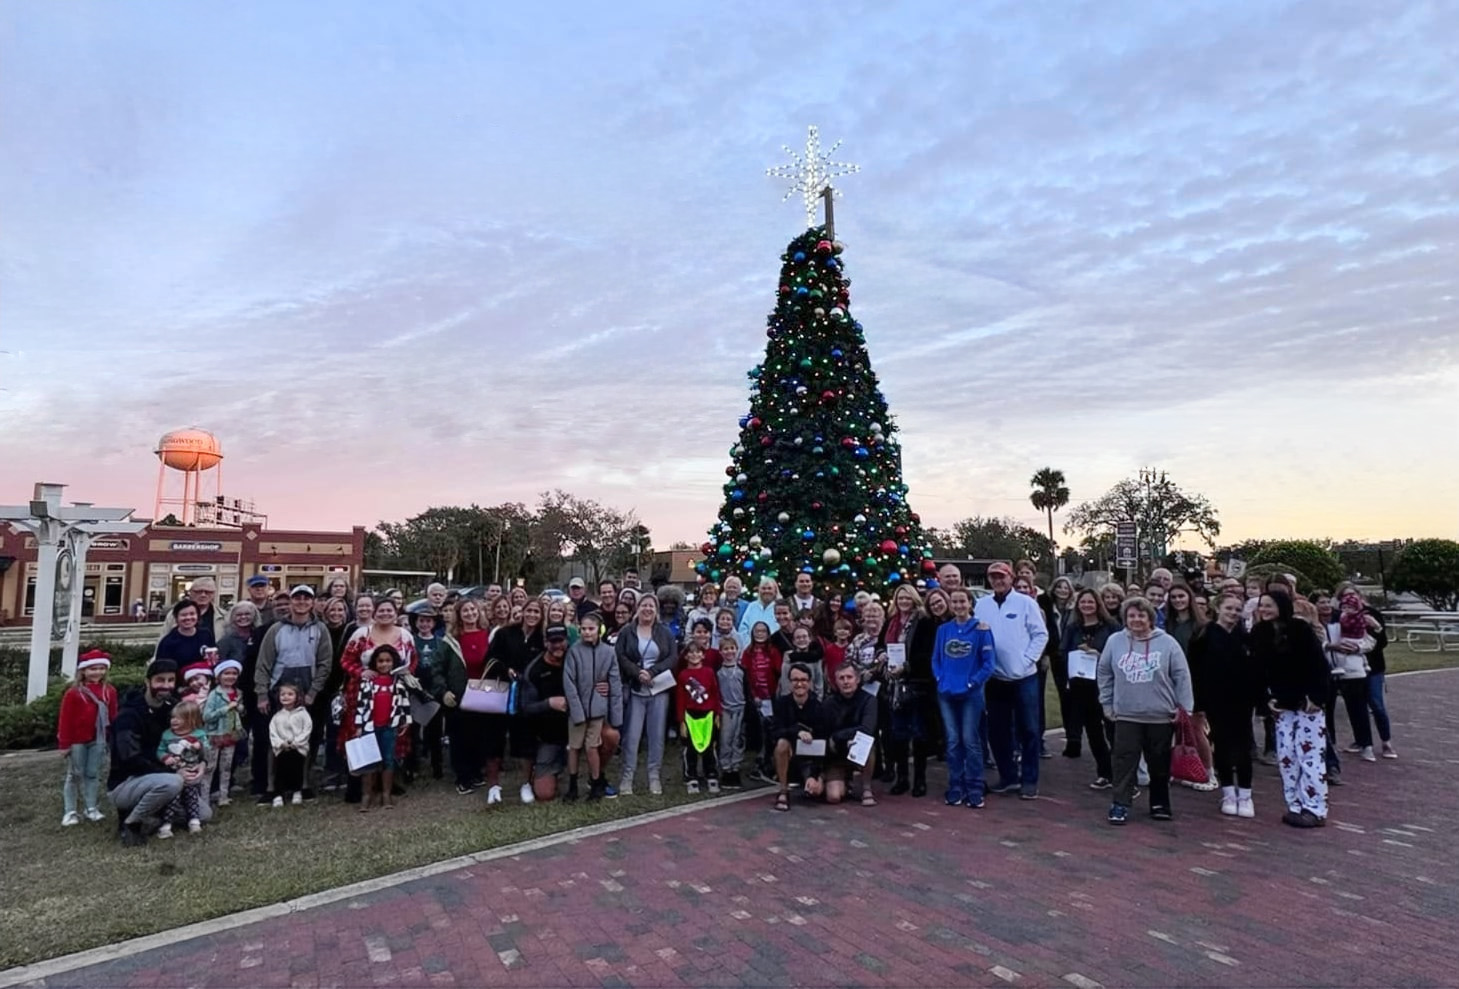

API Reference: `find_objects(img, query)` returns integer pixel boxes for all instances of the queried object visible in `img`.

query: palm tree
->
[1029,467,1070,547]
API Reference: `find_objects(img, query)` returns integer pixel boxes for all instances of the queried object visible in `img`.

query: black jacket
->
[1363,605,1389,674]
[879,614,940,687]
[1251,607,1330,712]
[772,693,823,742]
[1059,619,1119,687]
[487,625,544,677]
[820,687,878,749]
[107,688,176,789]
[1187,622,1264,715]
[518,653,567,747]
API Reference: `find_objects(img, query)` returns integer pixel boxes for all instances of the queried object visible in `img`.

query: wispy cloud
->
[2,0,1457,544]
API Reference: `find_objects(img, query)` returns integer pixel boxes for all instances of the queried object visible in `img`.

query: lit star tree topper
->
[766,125,860,234]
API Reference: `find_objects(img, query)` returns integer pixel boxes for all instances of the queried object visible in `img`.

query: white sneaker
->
[1219,787,1238,816]
[618,781,634,796]
[215,795,231,807]
[519,783,535,805]
[187,818,202,833]
[707,779,721,794]
[1237,790,1255,818]
[1360,746,1376,763]
[486,785,503,805]
[649,777,663,796]
[291,791,303,805]
[1382,744,1399,759]
[157,823,174,839]
[1137,769,1151,787]
[84,808,105,822]
[272,795,284,808]
[62,811,80,827]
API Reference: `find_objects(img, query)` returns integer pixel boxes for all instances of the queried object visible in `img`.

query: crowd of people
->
[54,560,1396,844]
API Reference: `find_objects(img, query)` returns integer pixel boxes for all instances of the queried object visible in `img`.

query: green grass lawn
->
[0,759,747,970]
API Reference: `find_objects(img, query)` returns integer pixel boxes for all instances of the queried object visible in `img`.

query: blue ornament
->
[854,446,869,459]
[900,544,909,554]
[825,257,838,268]
[794,251,806,262]
[830,348,843,359]
[795,285,809,296]
[802,529,816,541]
[926,578,940,589]
[738,416,749,428]
[842,594,856,609]
[730,489,745,501]
[743,559,757,571]
[887,572,901,584]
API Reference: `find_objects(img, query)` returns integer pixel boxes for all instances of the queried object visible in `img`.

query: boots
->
[562,774,580,804]
[585,776,605,803]
[1219,786,1238,816]
[911,757,928,798]
[890,760,910,796]
[1236,788,1255,818]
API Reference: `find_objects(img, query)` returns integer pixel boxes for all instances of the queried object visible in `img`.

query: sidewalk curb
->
[0,788,768,988]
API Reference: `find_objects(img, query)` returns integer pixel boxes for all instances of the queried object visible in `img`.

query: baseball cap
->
[568,577,586,589]
[544,624,569,640]
[986,562,1014,578]
[246,575,270,588]
[290,584,316,598]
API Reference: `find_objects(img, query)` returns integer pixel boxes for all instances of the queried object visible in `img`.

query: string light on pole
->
[766,125,860,230]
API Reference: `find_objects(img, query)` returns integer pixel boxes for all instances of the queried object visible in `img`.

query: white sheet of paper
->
[795,738,826,758]
[885,643,906,672]
[759,698,774,718]
[860,680,880,697]
[649,669,677,695]
[847,730,875,767]
[1068,650,1098,681]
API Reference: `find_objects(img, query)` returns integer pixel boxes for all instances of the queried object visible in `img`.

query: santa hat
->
[214,658,242,676]
[182,662,214,682]
[77,650,112,671]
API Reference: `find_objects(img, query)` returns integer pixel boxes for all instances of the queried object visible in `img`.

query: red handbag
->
[1170,708,1209,785]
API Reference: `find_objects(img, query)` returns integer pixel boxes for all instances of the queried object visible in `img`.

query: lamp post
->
[0,483,149,702]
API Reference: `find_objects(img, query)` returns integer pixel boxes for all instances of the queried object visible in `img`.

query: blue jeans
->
[63,740,107,815]
[986,674,1040,787]
[1367,673,1391,743]
[937,691,986,799]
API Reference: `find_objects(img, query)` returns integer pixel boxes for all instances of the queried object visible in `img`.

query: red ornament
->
[701,542,713,554]
[757,492,768,502]
[922,560,937,574]
[748,417,761,429]
[779,284,790,294]
[821,390,837,403]
[760,436,772,446]
[895,526,907,536]
[880,539,898,554]
[811,501,823,511]
[816,239,832,253]
[841,436,856,448]
[725,466,737,477]
[910,513,921,524]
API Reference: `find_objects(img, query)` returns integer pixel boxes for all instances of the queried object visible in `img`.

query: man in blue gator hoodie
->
[933,587,997,808]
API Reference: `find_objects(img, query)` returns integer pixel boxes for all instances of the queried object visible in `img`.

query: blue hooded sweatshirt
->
[932,618,997,697]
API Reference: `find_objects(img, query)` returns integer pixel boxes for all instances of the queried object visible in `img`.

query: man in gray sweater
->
[1097,596,1193,825]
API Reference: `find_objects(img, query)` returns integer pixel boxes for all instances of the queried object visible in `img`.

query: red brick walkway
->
[39,670,1459,988]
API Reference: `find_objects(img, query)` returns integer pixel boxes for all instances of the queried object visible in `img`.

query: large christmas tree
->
[696,206,934,596]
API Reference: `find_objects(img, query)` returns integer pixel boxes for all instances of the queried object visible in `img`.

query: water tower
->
[154,428,224,526]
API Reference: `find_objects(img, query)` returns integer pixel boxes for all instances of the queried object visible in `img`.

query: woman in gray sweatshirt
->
[1097,596,1193,825]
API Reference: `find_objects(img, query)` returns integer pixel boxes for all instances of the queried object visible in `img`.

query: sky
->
[2,0,1457,549]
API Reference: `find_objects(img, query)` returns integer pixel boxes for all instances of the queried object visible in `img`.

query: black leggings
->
[1207,704,1253,788]
[1067,679,1112,779]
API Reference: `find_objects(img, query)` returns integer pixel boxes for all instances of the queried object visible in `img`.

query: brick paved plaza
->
[26,669,1459,989]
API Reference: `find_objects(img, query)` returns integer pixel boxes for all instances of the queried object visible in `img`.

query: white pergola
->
[0,483,149,703]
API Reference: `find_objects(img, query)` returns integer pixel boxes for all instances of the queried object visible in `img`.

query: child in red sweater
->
[57,650,119,827]
[742,622,782,782]
[676,642,722,794]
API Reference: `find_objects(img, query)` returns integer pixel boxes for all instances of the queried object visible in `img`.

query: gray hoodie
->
[563,638,624,728]
[1096,628,1193,724]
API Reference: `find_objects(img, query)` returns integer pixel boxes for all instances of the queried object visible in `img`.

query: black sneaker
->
[255,793,273,806]
[1019,785,1039,801]
[455,783,476,795]
[1107,804,1129,825]
[1150,805,1173,821]
[989,780,1021,795]
[119,821,147,847]
[301,789,317,801]
[1089,777,1112,790]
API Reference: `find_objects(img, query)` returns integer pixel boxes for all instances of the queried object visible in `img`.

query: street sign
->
[1115,521,1137,568]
